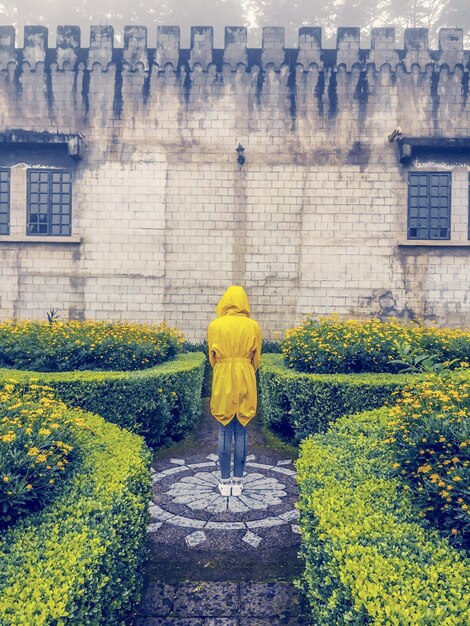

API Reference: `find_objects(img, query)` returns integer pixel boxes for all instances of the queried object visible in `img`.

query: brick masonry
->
[0,25,469,340]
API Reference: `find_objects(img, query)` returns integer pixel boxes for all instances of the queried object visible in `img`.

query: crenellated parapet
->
[0,24,468,141]
[0,25,468,74]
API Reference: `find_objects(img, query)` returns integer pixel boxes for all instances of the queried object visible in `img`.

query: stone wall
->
[0,25,469,340]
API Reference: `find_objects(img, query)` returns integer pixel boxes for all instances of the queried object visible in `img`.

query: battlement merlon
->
[0,25,468,72]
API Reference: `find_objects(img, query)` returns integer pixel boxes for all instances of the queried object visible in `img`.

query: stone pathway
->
[135,581,307,625]
[134,400,311,625]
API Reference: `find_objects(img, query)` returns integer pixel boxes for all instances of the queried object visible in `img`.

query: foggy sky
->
[0,1,469,48]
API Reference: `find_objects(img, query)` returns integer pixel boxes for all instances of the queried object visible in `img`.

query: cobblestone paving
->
[135,581,308,625]
[135,402,310,625]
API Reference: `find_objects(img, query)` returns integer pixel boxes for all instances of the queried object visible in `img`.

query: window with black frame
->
[27,169,72,236]
[0,168,10,235]
[407,172,451,240]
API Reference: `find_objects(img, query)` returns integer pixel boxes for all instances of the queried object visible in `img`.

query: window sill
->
[0,235,82,244]
[397,240,470,247]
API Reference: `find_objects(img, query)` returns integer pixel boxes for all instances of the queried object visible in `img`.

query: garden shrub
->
[296,406,470,625]
[0,397,151,625]
[282,315,470,374]
[0,383,82,528]
[0,320,185,372]
[385,372,470,549]
[260,354,418,442]
[0,352,206,448]
[184,341,212,396]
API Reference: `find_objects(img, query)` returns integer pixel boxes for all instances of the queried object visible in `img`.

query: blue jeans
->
[218,417,247,480]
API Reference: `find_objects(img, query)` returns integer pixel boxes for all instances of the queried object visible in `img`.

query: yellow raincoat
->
[208,286,262,426]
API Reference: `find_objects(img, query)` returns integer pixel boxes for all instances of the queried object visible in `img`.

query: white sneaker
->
[231,481,243,497]
[218,482,231,497]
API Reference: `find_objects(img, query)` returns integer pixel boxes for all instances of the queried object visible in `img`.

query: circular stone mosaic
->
[148,456,300,548]
[167,471,288,513]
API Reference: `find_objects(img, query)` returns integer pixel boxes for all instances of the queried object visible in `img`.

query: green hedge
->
[0,407,152,625]
[296,407,470,625]
[259,354,420,442]
[0,352,206,448]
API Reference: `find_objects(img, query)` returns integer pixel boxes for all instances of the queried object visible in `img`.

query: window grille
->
[0,168,10,235]
[27,169,72,236]
[408,172,451,240]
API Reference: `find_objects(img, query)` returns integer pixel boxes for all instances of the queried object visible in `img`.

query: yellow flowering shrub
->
[0,320,185,372]
[0,404,151,625]
[282,315,470,373]
[0,352,206,448]
[385,372,470,548]
[0,381,83,529]
[296,407,470,625]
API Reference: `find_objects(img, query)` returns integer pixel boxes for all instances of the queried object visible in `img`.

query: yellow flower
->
[417,464,432,474]
[26,484,33,490]
[2,475,10,482]
[1,432,16,443]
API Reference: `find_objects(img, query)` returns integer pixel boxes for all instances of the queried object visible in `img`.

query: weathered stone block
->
[403,28,431,69]
[156,26,180,70]
[336,27,360,71]
[223,27,248,69]
[56,25,80,70]
[23,26,48,66]
[190,26,213,70]
[124,25,148,70]
[297,27,322,69]
[438,28,464,68]
[0,26,16,67]
[262,27,285,70]
[369,27,399,69]
[88,25,113,69]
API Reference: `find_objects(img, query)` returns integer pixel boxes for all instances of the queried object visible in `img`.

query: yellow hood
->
[216,286,251,317]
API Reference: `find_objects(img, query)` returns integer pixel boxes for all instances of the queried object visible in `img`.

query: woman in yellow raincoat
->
[208,286,262,497]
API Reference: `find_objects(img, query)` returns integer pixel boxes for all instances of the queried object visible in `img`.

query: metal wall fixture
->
[236,143,245,167]
[388,127,402,142]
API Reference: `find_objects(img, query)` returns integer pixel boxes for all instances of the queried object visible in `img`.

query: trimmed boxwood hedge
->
[296,407,470,625]
[0,352,205,448]
[0,406,152,625]
[259,354,421,442]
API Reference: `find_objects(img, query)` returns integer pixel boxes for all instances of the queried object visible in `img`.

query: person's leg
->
[217,420,234,481]
[233,417,247,479]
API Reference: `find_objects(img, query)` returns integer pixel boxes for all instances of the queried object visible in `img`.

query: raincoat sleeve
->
[251,321,262,372]
[207,321,217,369]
